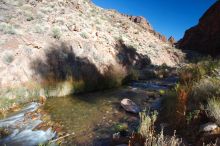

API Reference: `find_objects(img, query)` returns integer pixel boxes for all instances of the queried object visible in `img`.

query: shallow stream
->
[0,77,177,145]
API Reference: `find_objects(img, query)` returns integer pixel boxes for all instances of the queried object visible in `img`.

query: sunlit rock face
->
[178,1,220,56]
[0,0,183,107]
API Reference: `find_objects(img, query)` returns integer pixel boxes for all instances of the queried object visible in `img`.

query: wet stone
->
[121,98,140,114]
[200,123,218,132]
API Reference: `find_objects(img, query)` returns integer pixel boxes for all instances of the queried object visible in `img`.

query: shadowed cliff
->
[178,1,220,56]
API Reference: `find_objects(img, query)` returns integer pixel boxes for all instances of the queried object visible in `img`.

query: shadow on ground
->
[115,39,151,69]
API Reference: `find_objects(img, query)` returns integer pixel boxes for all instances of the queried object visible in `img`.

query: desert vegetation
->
[207,98,220,125]
[128,111,184,146]
[160,58,220,145]
[0,22,16,34]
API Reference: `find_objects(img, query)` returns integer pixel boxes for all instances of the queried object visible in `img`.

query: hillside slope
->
[0,0,183,108]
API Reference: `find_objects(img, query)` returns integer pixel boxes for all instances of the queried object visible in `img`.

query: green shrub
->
[197,59,220,77]
[176,58,220,110]
[159,89,165,95]
[26,14,34,21]
[80,32,88,39]
[130,110,184,146]
[114,123,128,133]
[191,78,220,103]
[207,97,220,126]
[161,89,178,118]
[51,27,61,39]
[178,65,202,86]
[2,53,14,64]
[0,23,16,34]
[34,25,44,34]
[179,59,220,86]
[40,7,53,14]
[160,58,220,144]
[55,17,65,25]
[186,110,200,125]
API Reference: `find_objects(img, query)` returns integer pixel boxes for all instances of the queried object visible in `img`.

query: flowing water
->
[0,77,177,146]
[43,87,153,145]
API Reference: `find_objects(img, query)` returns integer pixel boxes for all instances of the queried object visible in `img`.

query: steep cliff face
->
[178,1,220,55]
[0,0,183,106]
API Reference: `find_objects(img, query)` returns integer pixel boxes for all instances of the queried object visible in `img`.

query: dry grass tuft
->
[207,97,220,126]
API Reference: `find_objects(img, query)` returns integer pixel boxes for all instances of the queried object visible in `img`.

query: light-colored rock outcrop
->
[0,0,184,108]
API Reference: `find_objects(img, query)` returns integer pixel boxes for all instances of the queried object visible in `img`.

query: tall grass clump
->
[122,68,139,84]
[161,84,189,128]
[191,78,220,103]
[179,58,220,87]
[129,111,184,146]
[176,58,220,110]
[161,89,178,120]
[138,110,158,138]
[207,97,220,126]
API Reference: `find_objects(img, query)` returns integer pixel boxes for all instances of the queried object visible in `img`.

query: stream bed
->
[0,77,177,146]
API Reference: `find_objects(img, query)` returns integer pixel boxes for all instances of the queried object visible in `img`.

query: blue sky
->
[92,0,216,40]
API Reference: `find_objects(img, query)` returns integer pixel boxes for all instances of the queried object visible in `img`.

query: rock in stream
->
[121,98,140,114]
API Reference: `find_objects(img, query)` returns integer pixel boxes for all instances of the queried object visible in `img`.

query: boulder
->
[126,15,153,31]
[159,35,167,42]
[199,122,218,132]
[124,15,169,43]
[120,98,140,114]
